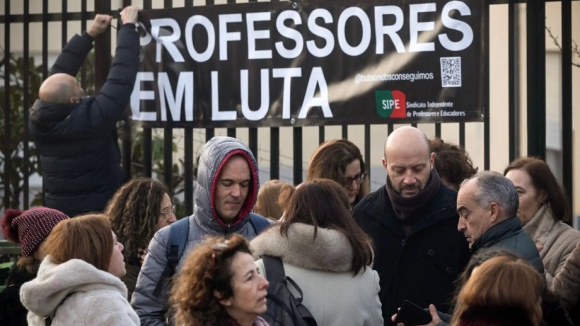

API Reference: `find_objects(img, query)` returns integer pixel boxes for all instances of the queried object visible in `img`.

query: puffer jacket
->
[472,216,544,273]
[29,24,139,218]
[20,257,139,326]
[132,136,267,326]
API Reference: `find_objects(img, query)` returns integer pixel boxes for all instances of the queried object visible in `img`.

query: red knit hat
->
[1,207,69,256]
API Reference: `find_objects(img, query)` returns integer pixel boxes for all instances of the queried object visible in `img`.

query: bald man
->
[353,126,470,326]
[29,7,140,217]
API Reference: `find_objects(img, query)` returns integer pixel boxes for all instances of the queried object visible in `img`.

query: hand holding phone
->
[393,300,433,325]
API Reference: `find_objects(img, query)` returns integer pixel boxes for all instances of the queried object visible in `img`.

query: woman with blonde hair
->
[307,139,368,208]
[20,214,138,326]
[254,180,293,221]
[171,234,270,326]
[451,256,544,326]
[106,177,176,297]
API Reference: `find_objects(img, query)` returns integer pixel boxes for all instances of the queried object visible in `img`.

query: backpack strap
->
[262,255,285,285]
[153,216,190,296]
[249,214,271,235]
[44,293,73,326]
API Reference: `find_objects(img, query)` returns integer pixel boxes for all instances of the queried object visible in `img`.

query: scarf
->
[386,168,442,228]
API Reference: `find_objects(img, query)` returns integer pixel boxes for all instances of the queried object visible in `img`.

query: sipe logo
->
[375,90,406,118]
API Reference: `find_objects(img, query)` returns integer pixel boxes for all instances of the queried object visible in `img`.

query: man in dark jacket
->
[353,126,471,326]
[132,136,270,326]
[457,171,544,273]
[29,7,140,217]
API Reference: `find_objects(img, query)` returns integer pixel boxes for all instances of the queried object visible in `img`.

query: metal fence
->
[0,0,577,219]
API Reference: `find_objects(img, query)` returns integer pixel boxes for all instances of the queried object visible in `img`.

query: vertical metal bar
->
[293,127,303,185]
[81,0,87,87]
[94,0,111,93]
[42,0,48,80]
[483,1,490,170]
[185,0,194,6]
[435,123,441,138]
[388,123,394,135]
[184,128,194,215]
[62,0,67,47]
[561,0,573,220]
[270,128,280,179]
[249,128,258,161]
[526,0,546,159]
[411,123,417,128]
[23,0,30,209]
[163,0,173,193]
[342,125,348,139]
[206,129,215,140]
[508,0,517,162]
[318,126,325,144]
[227,128,236,138]
[459,123,465,149]
[3,1,11,208]
[121,0,134,181]
[364,124,371,181]
[142,0,153,179]
[143,129,153,177]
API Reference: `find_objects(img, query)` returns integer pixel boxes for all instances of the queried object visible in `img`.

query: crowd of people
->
[1,6,580,326]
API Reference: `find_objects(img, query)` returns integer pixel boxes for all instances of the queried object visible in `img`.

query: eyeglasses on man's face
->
[160,205,176,216]
[344,172,368,187]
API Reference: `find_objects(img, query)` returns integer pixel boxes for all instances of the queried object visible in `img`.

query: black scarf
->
[386,168,442,227]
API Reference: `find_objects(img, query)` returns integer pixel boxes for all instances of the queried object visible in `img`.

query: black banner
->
[130,0,485,127]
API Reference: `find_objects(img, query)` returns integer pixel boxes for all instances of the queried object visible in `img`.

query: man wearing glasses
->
[28,7,139,218]
[133,136,270,326]
[353,126,471,326]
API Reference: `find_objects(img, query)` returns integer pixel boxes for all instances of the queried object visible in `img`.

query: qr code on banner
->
[440,57,462,87]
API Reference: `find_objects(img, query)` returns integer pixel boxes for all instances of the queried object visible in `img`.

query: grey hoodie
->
[131,136,264,326]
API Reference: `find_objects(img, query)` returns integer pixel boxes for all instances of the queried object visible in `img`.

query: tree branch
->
[545,25,580,68]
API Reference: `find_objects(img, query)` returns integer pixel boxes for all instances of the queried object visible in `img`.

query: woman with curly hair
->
[307,139,369,208]
[106,177,176,297]
[429,138,478,191]
[170,234,270,326]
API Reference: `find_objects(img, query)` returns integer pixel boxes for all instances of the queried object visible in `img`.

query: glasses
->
[344,172,367,187]
[211,240,230,266]
[160,205,176,216]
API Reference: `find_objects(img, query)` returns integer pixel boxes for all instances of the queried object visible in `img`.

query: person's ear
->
[382,157,387,170]
[69,96,80,103]
[538,190,548,205]
[489,202,500,223]
[214,290,232,307]
[429,152,436,168]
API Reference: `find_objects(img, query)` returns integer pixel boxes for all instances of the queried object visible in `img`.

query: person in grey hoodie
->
[132,136,270,326]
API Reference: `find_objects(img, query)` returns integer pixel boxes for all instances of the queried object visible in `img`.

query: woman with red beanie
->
[0,207,68,326]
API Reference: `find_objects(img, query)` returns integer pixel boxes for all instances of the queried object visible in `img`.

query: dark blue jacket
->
[353,184,471,326]
[472,216,544,273]
[29,25,139,217]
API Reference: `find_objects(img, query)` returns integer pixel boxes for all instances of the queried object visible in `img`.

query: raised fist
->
[88,14,113,38]
[120,6,139,25]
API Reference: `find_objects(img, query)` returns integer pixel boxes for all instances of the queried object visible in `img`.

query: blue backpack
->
[152,214,271,296]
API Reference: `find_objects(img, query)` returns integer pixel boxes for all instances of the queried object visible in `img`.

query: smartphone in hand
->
[394,300,432,325]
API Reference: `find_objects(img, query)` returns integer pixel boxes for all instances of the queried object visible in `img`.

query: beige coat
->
[524,205,580,307]
[552,240,580,309]
[250,223,383,326]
